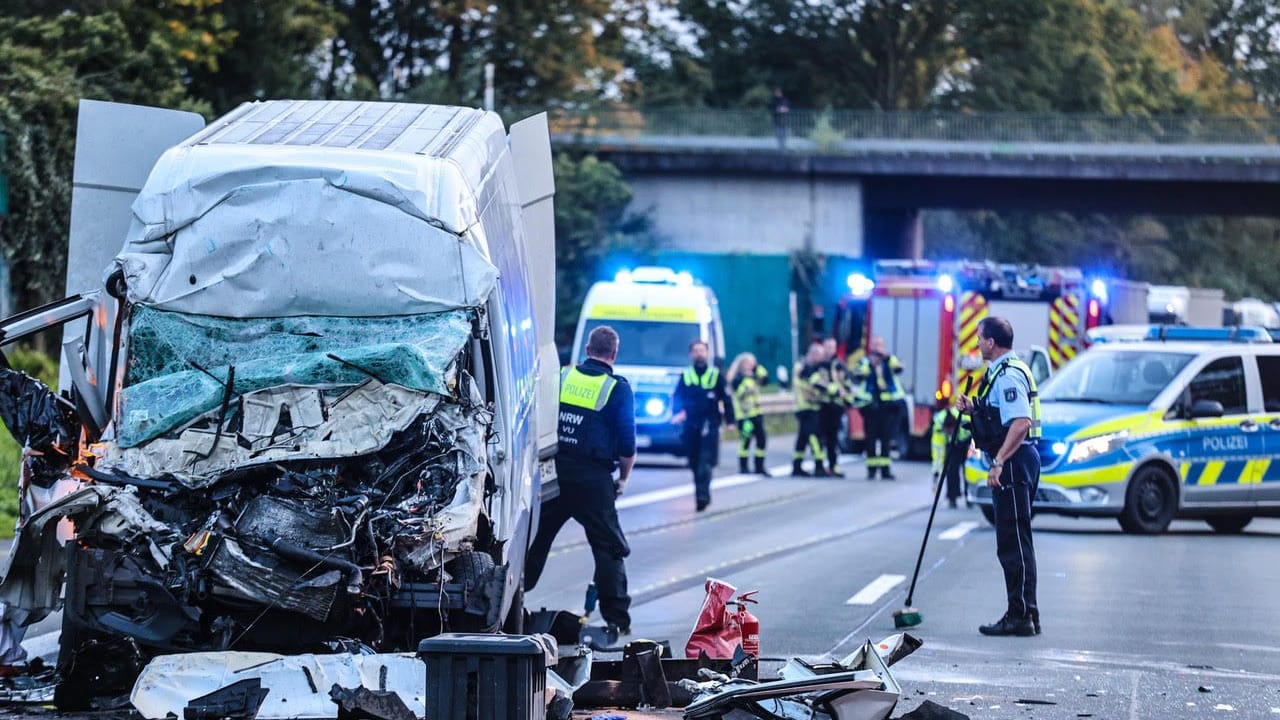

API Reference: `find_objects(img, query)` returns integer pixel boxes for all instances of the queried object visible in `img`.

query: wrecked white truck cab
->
[0,100,560,705]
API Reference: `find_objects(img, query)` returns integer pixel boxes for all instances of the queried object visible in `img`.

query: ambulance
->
[831,260,1105,457]
[571,266,724,454]
[966,326,1280,535]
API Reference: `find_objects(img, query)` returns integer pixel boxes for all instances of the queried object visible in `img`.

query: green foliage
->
[552,153,656,347]
[0,347,59,539]
[0,10,207,313]
[807,111,844,153]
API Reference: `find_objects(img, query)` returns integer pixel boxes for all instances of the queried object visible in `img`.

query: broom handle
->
[904,377,972,606]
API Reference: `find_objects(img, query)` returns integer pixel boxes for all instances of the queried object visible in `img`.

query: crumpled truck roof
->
[114,100,507,318]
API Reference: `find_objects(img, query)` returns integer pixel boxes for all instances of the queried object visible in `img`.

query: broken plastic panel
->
[117,307,472,447]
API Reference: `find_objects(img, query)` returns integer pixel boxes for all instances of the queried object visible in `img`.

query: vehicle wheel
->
[1118,465,1177,535]
[449,550,496,591]
[980,505,996,526]
[1205,515,1252,534]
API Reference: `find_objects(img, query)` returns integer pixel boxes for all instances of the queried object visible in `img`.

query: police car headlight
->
[1051,441,1068,456]
[644,397,666,417]
[1065,431,1129,464]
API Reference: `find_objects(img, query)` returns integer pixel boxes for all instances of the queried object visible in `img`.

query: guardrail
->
[759,392,796,415]
[506,108,1280,149]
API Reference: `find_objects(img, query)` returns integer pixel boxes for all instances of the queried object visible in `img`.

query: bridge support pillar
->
[862,207,922,260]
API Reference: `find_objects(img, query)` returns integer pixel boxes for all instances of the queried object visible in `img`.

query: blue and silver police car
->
[967,326,1280,534]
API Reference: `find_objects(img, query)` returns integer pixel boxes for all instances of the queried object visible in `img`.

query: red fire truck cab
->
[831,260,1109,458]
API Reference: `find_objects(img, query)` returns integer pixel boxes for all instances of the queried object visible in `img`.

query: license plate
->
[636,435,652,448]
[539,458,557,483]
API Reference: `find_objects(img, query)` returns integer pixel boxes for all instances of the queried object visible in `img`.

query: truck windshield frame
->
[1040,349,1195,405]
[581,318,705,367]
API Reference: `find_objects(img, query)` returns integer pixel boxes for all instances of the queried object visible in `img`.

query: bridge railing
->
[509,108,1280,149]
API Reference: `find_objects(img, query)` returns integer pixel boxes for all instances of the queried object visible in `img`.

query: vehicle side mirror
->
[776,365,790,388]
[1190,399,1225,419]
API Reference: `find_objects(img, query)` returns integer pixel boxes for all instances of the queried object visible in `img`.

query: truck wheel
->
[980,505,996,526]
[449,551,496,591]
[1118,465,1177,535]
[1205,515,1252,534]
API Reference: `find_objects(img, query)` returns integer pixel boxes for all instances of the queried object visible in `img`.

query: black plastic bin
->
[419,633,547,720]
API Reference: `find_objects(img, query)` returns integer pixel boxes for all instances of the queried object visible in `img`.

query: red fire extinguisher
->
[729,590,760,658]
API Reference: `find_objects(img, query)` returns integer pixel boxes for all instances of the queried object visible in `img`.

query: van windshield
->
[581,319,704,368]
[1040,350,1194,405]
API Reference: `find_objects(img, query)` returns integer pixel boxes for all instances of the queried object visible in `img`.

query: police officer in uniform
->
[524,326,636,636]
[671,340,735,511]
[852,337,906,480]
[956,316,1043,637]
[791,341,830,477]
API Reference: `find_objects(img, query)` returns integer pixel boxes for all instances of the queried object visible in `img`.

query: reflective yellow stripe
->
[587,304,699,322]
[1248,459,1271,484]
[1198,461,1226,486]
[1180,461,1193,482]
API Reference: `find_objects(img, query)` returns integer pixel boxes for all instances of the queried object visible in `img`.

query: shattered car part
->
[131,651,426,720]
[0,101,562,708]
[183,678,270,720]
[328,684,416,720]
[682,634,921,720]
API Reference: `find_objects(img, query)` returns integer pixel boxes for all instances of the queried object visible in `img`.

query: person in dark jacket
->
[671,340,735,511]
[525,326,636,636]
[819,337,853,477]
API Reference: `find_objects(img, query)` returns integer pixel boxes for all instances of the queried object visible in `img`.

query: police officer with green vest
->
[852,337,906,480]
[671,340,735,511]
[956,316,1043,638]
[525,326,636,636]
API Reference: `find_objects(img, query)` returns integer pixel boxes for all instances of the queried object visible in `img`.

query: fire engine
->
[830,260,1110,458]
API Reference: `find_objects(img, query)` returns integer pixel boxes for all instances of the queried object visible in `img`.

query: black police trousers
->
[524,463,631,629]
[818,404,844,470]
[992,443,1040,621]
[685,423,720,505]
[861,400,902,475]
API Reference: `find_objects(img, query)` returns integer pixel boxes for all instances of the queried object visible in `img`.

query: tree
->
[0,11,204,313]
[552,153,654,345]
[187,0,340,114]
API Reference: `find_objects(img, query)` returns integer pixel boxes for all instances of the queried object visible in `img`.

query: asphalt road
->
[528,439,1280,719]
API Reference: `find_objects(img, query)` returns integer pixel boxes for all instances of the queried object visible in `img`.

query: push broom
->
[894,378,971,629]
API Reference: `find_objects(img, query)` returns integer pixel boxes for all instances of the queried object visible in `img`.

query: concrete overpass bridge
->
[543,109,1280,258]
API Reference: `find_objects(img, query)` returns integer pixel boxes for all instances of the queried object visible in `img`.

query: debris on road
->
[679,633,922,720]
[895,700,970,720]
[1201,685,1215,693]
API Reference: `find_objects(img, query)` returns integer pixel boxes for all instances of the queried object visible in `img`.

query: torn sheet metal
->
[682,634,921,720]
[100,381,444,484]
[0,486,169,622]
[130,652,426,720]
[117,104,507,318]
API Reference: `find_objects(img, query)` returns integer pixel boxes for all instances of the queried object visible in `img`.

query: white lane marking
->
[845,574,906,605]
[939,521,980,541]
[616,465,788,510]
[21,631,60,661]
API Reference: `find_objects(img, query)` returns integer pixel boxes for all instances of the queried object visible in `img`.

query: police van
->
[966,326,1280,534]
[571,267,723,454]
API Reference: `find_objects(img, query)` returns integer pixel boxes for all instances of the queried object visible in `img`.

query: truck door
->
[65,100,204,417]
[508,113,559,465]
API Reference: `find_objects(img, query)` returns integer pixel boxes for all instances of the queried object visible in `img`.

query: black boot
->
[791,460,810,477]
[754,457,769,475]
[739,457,750,474]
[881,465,896,480]
[813,465,830,477]
[828,464,845,478]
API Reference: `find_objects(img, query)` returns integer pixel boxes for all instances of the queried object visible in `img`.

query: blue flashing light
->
[847,272,875,298]
[1090,278,1108,304]
[644,397,666,417]
[615,268,633,283]
[1145,325,1272,344]
[937,274,955,294]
